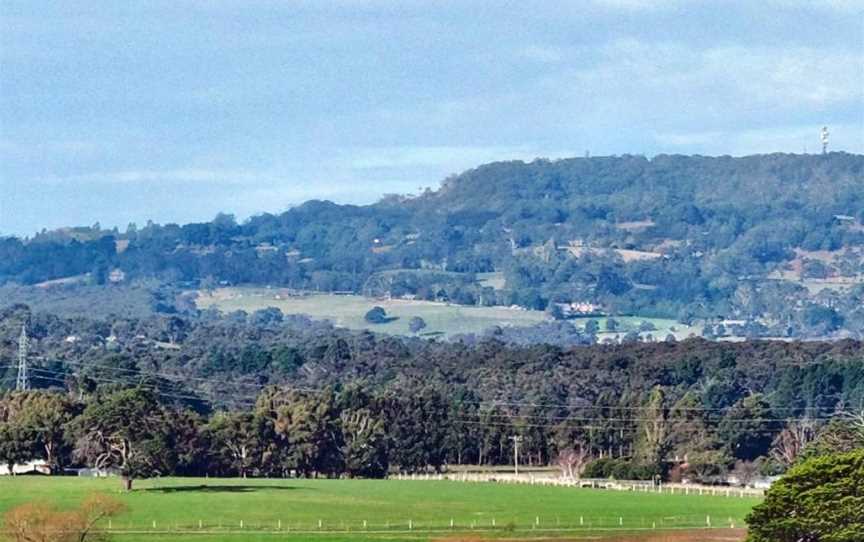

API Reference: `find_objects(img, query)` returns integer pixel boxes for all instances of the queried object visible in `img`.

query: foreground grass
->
[0,477,757,541]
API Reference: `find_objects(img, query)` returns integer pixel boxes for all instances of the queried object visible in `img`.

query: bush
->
[746,449,864,542]
[364,306,388,324]
[4,493,126,542]
[408,316,427,333]
[582,458,655,480]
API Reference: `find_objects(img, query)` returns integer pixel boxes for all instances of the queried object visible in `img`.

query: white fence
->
[390,472,765,498]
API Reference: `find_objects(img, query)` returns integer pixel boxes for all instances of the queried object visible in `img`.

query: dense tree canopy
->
[0,304,862,483]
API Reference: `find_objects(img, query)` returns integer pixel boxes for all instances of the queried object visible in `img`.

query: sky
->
[1,0,862,236]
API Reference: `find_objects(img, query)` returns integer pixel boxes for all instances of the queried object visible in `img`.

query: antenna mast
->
[821,126,830,155]
[16,325,29,391]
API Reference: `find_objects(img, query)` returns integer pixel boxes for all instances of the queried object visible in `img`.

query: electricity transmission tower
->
[16,325,29,391]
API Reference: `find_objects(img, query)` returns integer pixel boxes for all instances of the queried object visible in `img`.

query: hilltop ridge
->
[3,152,864,339]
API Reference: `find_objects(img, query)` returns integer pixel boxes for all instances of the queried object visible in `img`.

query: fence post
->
[278,519,281,530]
[706,515,711,527]
[240,520,243,529]
[198,519,202,530]
[152,520,156,530]
[619,517,623,526]
[580,516,583,526]
[363,520,367,530]
[318,519,323,529]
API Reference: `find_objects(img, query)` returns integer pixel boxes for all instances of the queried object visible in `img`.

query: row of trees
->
[3,382,861,491]
[0,385,443,489]
[2,305,863,489]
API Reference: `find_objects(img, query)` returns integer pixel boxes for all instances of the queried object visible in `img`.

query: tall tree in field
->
[14,391,78,474]
[385,384,449,472]
[717,395,776,461]
[476,404,510,465]
[0,421,35,475]
[0,392,36,474]
[264,389,341,477]
[666,391,713,462]
[339,408,388,478]
[771,420,817,469]
[72,388,175,490]
[555,443,590,479]
[165,408,209,476]
[205,411,262,478]
[634,387,669,471]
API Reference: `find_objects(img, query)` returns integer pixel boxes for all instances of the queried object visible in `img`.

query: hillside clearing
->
[196,288,696,339]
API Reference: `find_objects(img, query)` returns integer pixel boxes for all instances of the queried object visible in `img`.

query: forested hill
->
[3,152,864,339]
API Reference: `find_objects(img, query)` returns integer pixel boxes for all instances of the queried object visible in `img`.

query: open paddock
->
[0,477,758,541]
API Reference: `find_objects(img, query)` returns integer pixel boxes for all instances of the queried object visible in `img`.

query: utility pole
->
[821,126,830,155]
[510,436,523,477]
[16,325,29,391]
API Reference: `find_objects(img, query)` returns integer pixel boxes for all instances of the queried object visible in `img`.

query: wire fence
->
[62,515,750,535]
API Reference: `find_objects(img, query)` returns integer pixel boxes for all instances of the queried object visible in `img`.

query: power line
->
[27,368,220,405]
[23,359,856,417]
[461,395,851,413]
[462,412,837,424]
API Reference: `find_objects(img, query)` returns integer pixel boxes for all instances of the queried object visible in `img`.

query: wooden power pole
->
[510,436,523,477]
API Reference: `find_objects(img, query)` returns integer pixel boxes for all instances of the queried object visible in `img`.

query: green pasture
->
[0,477,757,541]
[196,288,696,339]
[196,288,547,337]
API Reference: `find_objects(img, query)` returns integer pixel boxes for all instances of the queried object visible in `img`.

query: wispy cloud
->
[519,45,566,64]
[41,168,264,185]
[590,0,680,10]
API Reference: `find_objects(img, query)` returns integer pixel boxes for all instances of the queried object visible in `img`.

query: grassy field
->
[196,288,697,339]
[0,477,757,541]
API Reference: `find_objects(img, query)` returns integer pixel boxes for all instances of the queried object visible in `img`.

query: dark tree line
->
[1,304,863,487]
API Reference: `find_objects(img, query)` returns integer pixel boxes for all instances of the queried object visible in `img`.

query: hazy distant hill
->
[3,152,864,339]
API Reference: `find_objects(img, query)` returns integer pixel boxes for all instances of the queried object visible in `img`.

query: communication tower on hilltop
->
[16,325,29,391]
[821,126,830,154]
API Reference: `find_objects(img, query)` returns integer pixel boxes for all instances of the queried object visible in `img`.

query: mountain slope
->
[3,152,864,338]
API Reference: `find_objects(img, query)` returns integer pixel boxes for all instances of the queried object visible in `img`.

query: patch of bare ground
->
[432,529,746,542]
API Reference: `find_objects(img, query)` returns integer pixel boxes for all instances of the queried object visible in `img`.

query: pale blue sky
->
[1,0,862,235]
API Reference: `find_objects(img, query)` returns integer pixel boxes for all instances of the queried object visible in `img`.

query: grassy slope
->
[0,477,757,541]
[196,288,696,339]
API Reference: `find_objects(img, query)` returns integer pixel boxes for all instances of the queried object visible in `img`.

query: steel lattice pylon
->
[16,325,28,391]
